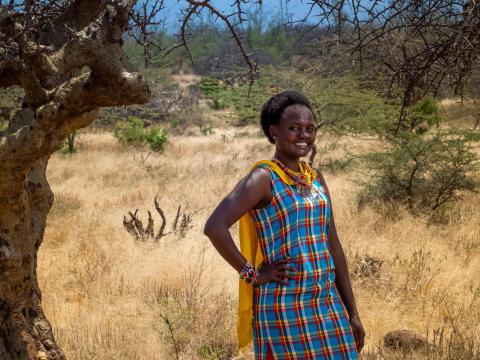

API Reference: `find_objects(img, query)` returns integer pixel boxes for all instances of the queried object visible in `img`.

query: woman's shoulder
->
[249,165,271,181]
[248,160,278,180]
[242,165,271,190]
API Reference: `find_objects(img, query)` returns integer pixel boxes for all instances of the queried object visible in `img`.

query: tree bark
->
[0,158,63,359]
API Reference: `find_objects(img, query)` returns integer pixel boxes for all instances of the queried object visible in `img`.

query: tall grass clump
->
[144,253,239,360]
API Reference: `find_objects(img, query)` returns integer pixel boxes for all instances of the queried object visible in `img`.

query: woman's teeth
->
[295,142,308,148]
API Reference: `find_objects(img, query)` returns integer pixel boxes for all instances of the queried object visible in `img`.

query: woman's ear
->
[269,126,277,141]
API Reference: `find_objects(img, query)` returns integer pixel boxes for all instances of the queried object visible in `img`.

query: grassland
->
[37,125,480,359]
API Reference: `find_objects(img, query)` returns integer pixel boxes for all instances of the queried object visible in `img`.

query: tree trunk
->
[0,2,152,358]
[0,5,150,357]
[0,158,64,359]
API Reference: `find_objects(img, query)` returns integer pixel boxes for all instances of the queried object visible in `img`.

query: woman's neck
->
[273,152,300,172]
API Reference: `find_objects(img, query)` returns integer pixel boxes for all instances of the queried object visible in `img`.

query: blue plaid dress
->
[248,164,358,359]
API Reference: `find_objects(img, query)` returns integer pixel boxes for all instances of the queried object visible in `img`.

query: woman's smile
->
[294,140,310,149]
[270,104,316,165]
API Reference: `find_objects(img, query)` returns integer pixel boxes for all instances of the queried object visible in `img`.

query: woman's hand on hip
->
[256,259,296,286]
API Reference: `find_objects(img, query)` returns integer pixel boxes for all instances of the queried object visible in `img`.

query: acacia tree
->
[305,0,480,133]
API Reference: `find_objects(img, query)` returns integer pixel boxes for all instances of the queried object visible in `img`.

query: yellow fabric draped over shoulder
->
[236,160,317,352]
[237,213,264,351]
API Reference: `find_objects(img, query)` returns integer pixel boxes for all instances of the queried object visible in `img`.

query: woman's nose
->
[298,129,311,138]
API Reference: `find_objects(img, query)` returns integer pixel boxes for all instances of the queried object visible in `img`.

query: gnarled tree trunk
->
[0,1,150,358]
[0,157,60,359]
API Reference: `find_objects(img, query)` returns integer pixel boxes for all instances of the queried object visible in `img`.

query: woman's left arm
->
[316,171,366,352]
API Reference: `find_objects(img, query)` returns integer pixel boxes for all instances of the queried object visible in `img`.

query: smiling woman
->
[261,93,316,166]
[204,91,365,359]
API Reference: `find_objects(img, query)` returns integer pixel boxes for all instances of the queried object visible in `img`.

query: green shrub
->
[114,116,144,144]
[405,96,443,133]
[358,130,479,213]
[144,127,168,152]
[114,116,168,153]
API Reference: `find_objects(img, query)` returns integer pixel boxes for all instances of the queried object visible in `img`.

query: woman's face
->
[269,104,316,159]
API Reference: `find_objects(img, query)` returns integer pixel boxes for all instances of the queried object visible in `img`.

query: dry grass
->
[39,129,480,359]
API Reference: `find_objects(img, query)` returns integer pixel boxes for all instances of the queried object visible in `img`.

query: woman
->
[204,91,365,359]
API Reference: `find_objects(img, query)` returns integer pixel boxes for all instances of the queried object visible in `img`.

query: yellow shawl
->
[237,160,316,351]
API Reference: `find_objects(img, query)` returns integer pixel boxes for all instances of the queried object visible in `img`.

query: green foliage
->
[315,77,399,134]
[199,76,274,124]
[358,130,479,213]
[114,116,168,152]
[319,157,356,173]
[144,127,168,152]
[406,96,443,133]
[114,116,145,143]
[199,78,225,109]
[264,68,399,135]
[356,95,480,214]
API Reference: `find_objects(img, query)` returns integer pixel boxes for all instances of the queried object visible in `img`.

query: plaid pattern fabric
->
[248,164,358,359]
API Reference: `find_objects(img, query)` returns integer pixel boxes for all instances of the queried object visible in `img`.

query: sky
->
[162,0,318,33]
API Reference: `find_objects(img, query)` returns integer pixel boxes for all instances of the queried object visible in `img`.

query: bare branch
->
[129,209,145,235]
[128,0,165,67]
[166,0,260,82]
[145,210,154,238]
[172,204,181,233]
[154,196,167,240]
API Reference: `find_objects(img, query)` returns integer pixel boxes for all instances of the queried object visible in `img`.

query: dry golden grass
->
[39,128,480,359]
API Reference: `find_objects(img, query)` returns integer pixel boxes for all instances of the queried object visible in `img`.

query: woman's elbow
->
[203,217,217,238]
[204,215,229,238]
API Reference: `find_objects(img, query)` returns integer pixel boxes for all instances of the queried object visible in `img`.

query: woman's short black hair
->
[260,90,314,144]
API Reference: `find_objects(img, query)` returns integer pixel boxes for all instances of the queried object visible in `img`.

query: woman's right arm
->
[203,167,271,272]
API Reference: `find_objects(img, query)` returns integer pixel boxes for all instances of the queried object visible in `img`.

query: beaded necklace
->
[272,158,316,197]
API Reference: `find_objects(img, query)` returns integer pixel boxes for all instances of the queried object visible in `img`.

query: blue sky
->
[162,0,316,32]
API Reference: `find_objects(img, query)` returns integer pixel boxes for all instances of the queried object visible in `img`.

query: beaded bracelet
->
[239,262,259,284]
